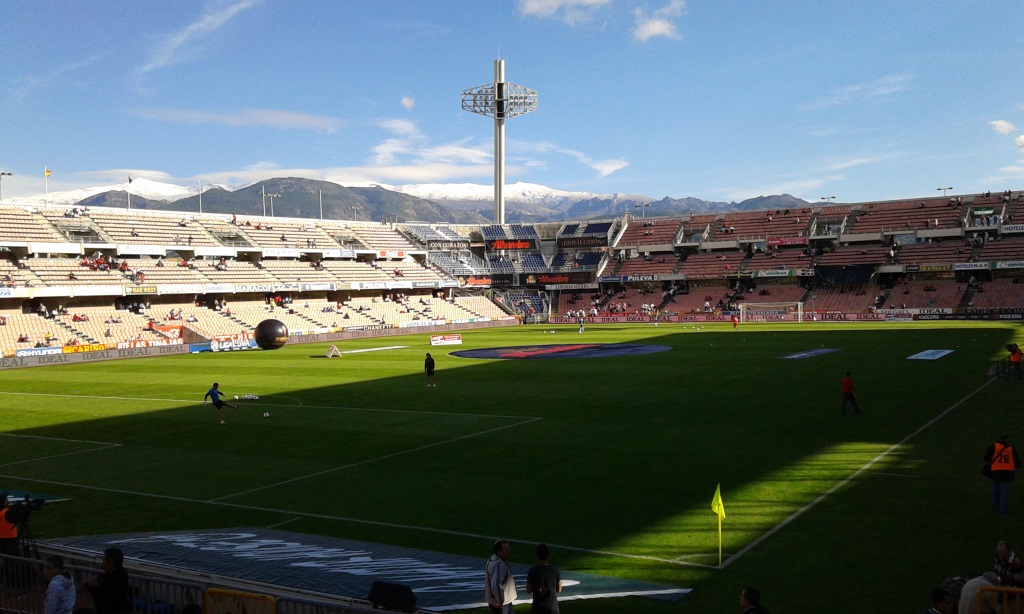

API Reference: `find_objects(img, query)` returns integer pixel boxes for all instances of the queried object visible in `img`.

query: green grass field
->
[1,321,1021,613]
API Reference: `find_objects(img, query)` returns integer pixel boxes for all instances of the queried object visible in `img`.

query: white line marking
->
[274,395,304,407]
[209,417,542,502]
[339,345,407,354]
[0,444,121,469]
[265,517,302,529]
[0,391,532,420]
[0,433,121,446]
[720,376,997,569]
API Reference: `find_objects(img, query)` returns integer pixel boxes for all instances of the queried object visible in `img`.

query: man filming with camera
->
[1007,343,1022,380]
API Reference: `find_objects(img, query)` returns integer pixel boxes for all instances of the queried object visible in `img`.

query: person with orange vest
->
[0,493,18,557]
[985,434,1021,514]
[1008,343,1022,380]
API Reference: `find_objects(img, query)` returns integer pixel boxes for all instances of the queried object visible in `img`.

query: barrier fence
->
[978,585,1024,613]
[1,553,426,614]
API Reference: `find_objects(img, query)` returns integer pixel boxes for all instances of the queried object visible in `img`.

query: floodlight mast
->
[461,59,538,224]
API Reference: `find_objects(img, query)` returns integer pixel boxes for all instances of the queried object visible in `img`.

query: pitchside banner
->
[430,334,463,346]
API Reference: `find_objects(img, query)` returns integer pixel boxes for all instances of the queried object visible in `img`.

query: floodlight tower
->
[462,59,538,224]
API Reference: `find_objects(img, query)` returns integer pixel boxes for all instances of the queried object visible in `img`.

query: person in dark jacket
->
[86,547,131,614]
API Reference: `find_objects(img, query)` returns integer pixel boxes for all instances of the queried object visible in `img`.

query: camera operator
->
[1007,343,1023,380]
[0,493,18,557]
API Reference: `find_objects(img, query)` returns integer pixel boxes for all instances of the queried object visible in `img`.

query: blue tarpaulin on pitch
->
[47,528,689,610]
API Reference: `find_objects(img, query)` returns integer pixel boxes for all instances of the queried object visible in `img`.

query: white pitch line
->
[339,345,408,354]
[265,517,302,529]
[0,391,533,420]
[0,443,121,468]
[209,417,543,502]
[0,432,121,446]
[720,376,997,569]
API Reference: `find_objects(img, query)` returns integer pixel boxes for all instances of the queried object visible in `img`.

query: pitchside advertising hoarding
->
[430,334,463,346]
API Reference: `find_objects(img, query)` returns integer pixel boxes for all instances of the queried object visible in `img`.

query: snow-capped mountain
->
[10,178,198,207]
[390,181,606,206]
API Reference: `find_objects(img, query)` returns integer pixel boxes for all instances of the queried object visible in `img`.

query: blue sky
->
[2,0,1023,203]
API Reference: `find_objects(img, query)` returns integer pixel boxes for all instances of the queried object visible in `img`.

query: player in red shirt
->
[840,371,861,416]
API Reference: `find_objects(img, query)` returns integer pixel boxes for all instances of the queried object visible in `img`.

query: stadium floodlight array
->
[461,59,538,225]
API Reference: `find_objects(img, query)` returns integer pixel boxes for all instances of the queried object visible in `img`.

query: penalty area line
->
[720,376,997,570]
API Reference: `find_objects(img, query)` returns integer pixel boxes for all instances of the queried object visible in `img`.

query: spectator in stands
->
[85,547,130,614]
[43,555,76,614]
[104,328,112,338]
[985,438,1019,515]
[129,228,139,237]
[178,218,187,227]
[17,333,28,343]
[740,586,769,613]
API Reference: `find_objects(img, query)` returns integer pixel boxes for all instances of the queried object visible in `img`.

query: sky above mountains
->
[2,1,1023,205]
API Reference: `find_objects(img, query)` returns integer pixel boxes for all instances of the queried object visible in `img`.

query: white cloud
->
[139,0,260,75]
[401,96,416,112]
[134,107,343,133]
[991,120,1017,135]
[11,53,108,102]
[519,141,628,177]
[377,118,422,139]
[800,74,911,111]
[1016,135,1024,150]
[517,0,610,25]
[825,152,906,171]
[633,0,686,42]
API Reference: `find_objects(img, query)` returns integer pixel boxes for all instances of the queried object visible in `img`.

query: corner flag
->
[712,483,725,566]
[712,483,726,519]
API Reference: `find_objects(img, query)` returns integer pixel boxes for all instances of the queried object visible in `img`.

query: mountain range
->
[9,177,811,224]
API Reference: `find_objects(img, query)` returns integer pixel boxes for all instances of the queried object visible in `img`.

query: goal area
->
[738,301,804,323]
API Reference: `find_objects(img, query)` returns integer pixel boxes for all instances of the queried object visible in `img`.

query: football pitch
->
[1,321,1020,613]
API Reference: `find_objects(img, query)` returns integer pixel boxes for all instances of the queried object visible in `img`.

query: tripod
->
[16,519,38,561]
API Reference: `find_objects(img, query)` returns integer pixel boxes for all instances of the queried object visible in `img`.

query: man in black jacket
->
[86,547,131,614]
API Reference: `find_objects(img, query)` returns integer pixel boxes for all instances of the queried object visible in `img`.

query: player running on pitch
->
[203,382,238,424]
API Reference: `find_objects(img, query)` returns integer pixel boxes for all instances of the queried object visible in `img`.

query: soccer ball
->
[234,395,239,400]
[262,412,270,418]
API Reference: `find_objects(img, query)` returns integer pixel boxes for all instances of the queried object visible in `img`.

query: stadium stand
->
[616,255,681,276]
[978,236,1024,262]
[0,206,69,242]
[679,251,745,277]
[745,248,813,272]
[896,241,972,265]
[969,280,1024,309]
[814,245,891,266]
[886,280,966,309]
[709,209,811,241]
[844,198,961,234]
[803,284,878,313]
[618,218,682,246]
